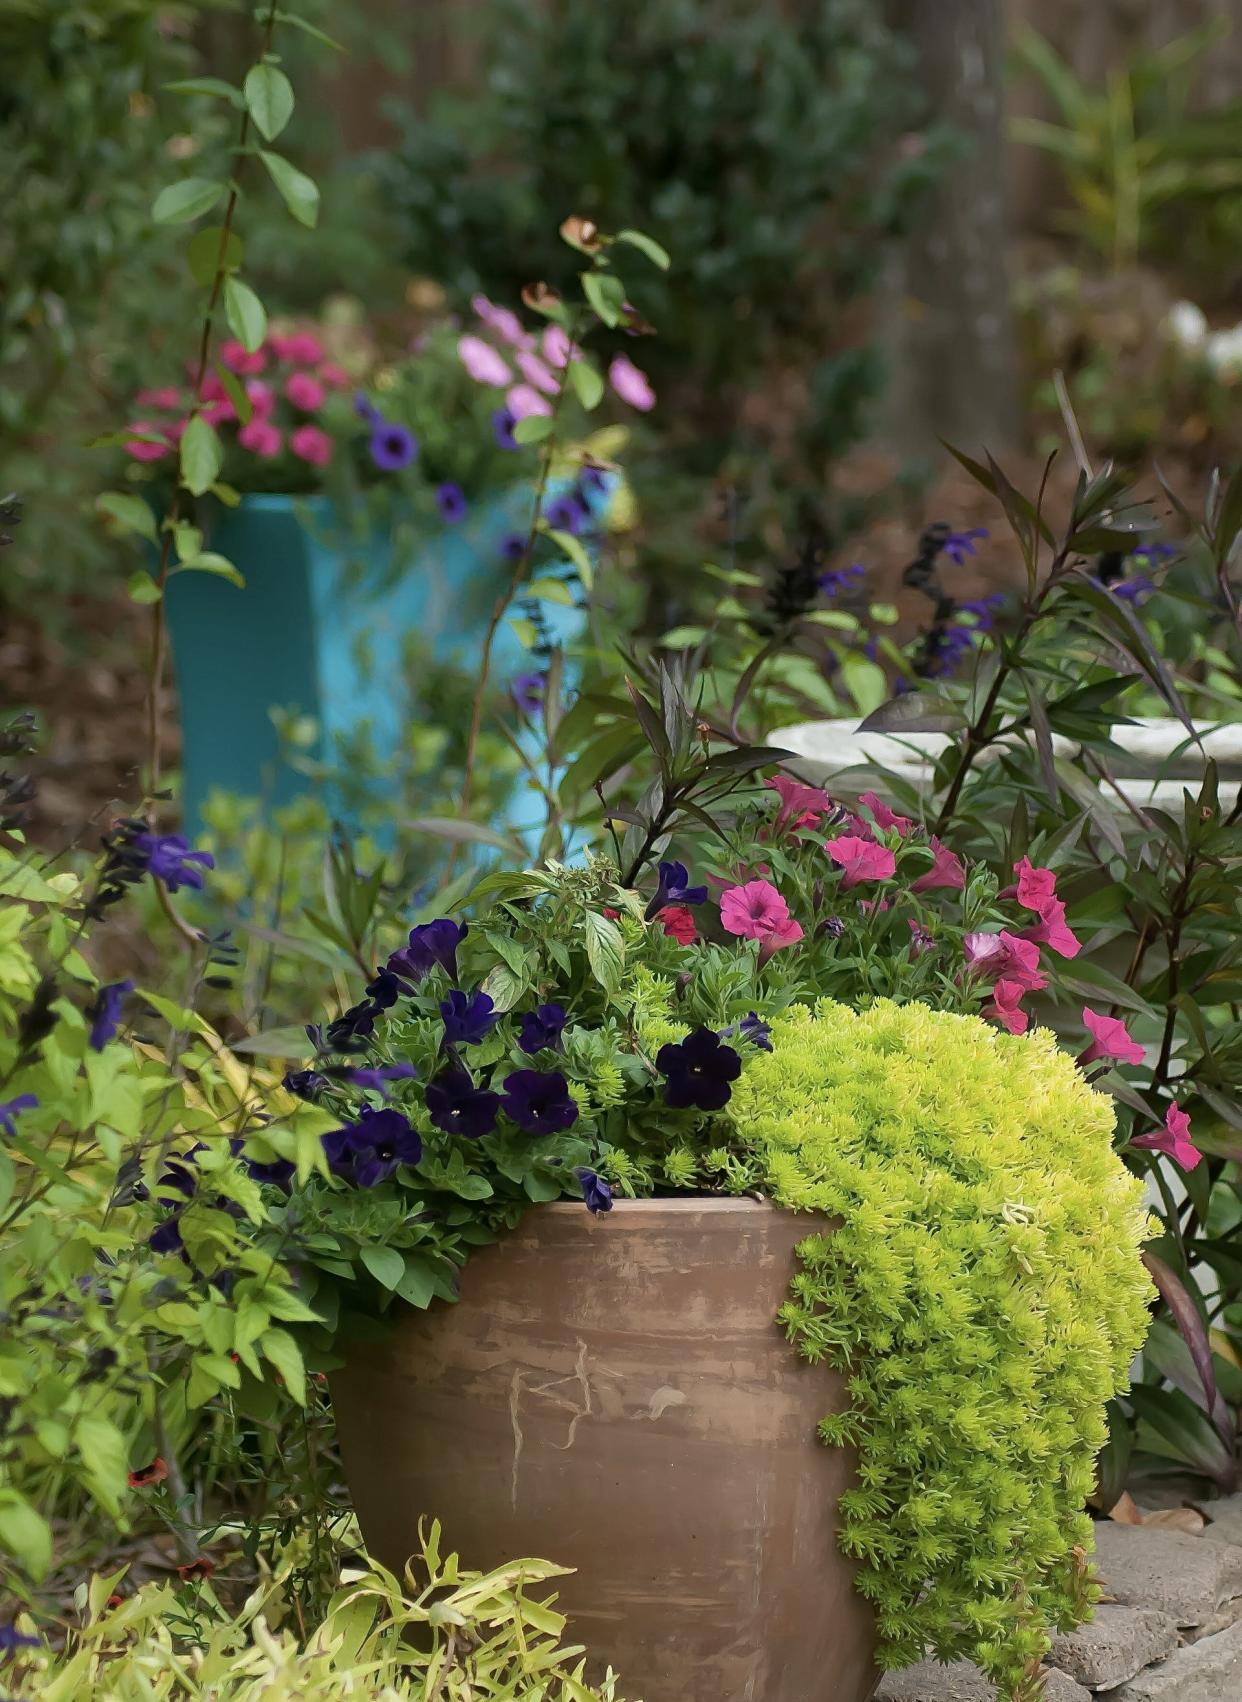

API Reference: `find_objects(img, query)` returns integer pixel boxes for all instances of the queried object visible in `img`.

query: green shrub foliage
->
[731,1000,1153,1696]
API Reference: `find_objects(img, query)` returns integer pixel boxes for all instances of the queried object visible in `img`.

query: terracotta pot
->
[332,1197,878,1702]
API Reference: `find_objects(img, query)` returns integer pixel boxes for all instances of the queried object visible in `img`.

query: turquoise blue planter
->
[165,489,591,831]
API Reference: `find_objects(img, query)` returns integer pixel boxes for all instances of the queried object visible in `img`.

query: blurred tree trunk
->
[883,0,1020,452]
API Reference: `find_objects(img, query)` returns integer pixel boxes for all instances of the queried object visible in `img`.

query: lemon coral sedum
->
[729,1000,1153,1697]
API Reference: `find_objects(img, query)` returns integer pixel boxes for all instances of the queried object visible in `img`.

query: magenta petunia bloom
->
[245,379,275,419]
[766,774,832,837]
[859,792,913,837]
[963,930,1046,992]
[542,324,579,369]
[318,360,350,388]
[1019,897,1081,960]
[516,348,560,395]
[201,398,236,427]
[1014,856,1058,913]
[136,386,183,410]
[457,333,512,387]
[285,371,326,411]
[505,382,552,420]
[238,418,282,458]
[910,835,965,893]
[608,353,656,411]
[1132,1103,1202,1171]
[278,330,324,364]
[984,977,1031,1034]
[720,879,794,941]
[220,339,267,376]
[124,422,171,462]
[472,293,526,346]
[825,835,896,890]
[290,424,333,467]
[1078,1006,1145,1067]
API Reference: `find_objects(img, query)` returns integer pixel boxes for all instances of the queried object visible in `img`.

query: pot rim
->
[526,1194,776,1216]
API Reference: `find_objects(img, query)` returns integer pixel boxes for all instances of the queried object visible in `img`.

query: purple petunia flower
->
[501,1068,579,1134]
[436,482,468,523]
[341,1061,418,1097]
[440,989,499,1047]
[387,919,467,988]
[578,466,609,496]
[656,1027,743,1112]
[231,1137,296,1187]
[130,832,214,893]
[426,1066,500,1139]
[545,494,587,536]
[517,1002,567,1055]
[283,1068,327,1101]
[88,980,133,1051]
[511,670,546,717]
[324,1000,380,1054]
[719,1011,773,1052]
[369,423,418,472]
[576,1167,612,1214]
[354,392,382,423]
[940,527,989,566]
[148,1217,185,1256]
[492,407,519,450]
[365,965,405,1009]
[646,859,708,919]
[0,1093,37,1137]
[323,1106,422,1188]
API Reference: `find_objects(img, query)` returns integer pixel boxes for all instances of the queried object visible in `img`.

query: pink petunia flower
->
[542,325,580,369]
[1014,856,1058,913]
[458,334,513,387]
[281,330,324,365]
[758,914,805,964]
[245,379,275,419]
[609,354,656,411]
[285,371,326,411]
[238,418,282,458]
[1132,1104,1202,1171]
[201,398,236,427]
[1078,1006,1145,1068]
[963,930,1047,992]
[124,422,171,462]
[516,348,560,395]
[1019,897,1081,960]
[506,382,553,420]
[859,792,913,837]
[220,339,267,376]
[661,905,698,945]
[473,294,526,347]
[317,361,350,388]
[984,977,1031,1034]
[289,424,333,467]
[824,835,896,890]
[136,386,183,410]
[909,835,965,894]
[199,371,229,404]
[766,774,832,838]
[720,879,792,940]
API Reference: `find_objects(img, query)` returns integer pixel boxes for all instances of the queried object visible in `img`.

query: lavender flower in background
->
[924,593,1006,679]
[511,670,547,717]
[354,392,382,423]
[0,1625,40,1655]
[492,407,519,450]
[88,980,133,1051]
[369,423,418,472]
[518,1002,567,1054]
[577,1167,613,1214]
[436,482,468,523]
[439,989,499,1047]
[130,831,214,893]
[941,527,989,566]
[578,465,609,497]
[501,1068,579,1134]
[426,1066,500,1139]
[817,562,866,599]
[0,1094,37,1137]
[499,532,526,564]
[545,494,587,536]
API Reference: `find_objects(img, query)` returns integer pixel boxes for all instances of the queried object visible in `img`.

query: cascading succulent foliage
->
[731,1000,1154,1698]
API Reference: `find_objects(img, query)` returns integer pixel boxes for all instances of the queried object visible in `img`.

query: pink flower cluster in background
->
[459,294,657,421]
[126,329,349,469]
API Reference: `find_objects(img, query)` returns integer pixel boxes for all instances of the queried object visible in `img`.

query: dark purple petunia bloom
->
[517,1002,567,1055]
[576,1167,613,1214]
[544,494,587,536]
[501,1068,579,1134]
[283,1068,327,1100]
[342,1061,418,1096]
[492,407,519,450]
[237,1143,296,1186]
[940,526,989,567]
[325,1000,379,1054]
[387,919,467,988]
[365,965,405,1009]
[426,1065,500,1139]
[0,1094,37,1137]
[645,859,708,919]
[436,481,468,523]
[130,831,214,893]
[369,422,418,471]
[440,988,499,1047]
[719,1011,773,1052]
[149,1217,185,1256]
[817,562,866,599]
[499,531,527,564]
[157,1148,201,1206]
[511,670,546,717]
[323,1106,422,1188]
[88,979,133,1051]
[0,1624,40,1655]
[656,1027,743,1112]
[354,392,382,423]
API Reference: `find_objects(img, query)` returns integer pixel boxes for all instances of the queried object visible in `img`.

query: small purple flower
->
[719,1011,772,1052]
[576,1167,612,1214]
[323,1106,422,1187]
[365,965,405,1009]
[501,1068,579,1134]
[646,859,708,919]
[0,1094,37,1137]
[369,423,418,472]
[940,527,989,566]
[325,1000,379,1054]
[342,1061,418,1097]
[88,980,133,1051]
[518,1002,567,1054]
[1111,574,1154,606]
[440,989,499,1047]
[354,392,382,423]
[499,531,527,563]
[817,562,866,599]
[578,465,609,496]
[130,832,214,893]
[656,1028,743,1112]
[545,494,587,536]
[0,1625,40,1655]
[492,407,519,450]
[511,670,546,717]
[426,1066,500,1139]
[388,919,467,987]
[436,482,468,523]
[283,1068,327,1100]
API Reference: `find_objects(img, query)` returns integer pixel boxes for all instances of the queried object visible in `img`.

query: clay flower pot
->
[332,1196,878,1702]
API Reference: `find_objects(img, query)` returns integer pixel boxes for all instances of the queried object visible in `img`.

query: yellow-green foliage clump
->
[730,999,1153,1699]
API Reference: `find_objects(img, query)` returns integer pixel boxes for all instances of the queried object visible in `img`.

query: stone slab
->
[1047,1605,1179,1691]
[874,1661,1088,1701]
[1201,1491,1242,1549]
[1113,1615,1242,1700]
[1091,1520,1242,1626]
